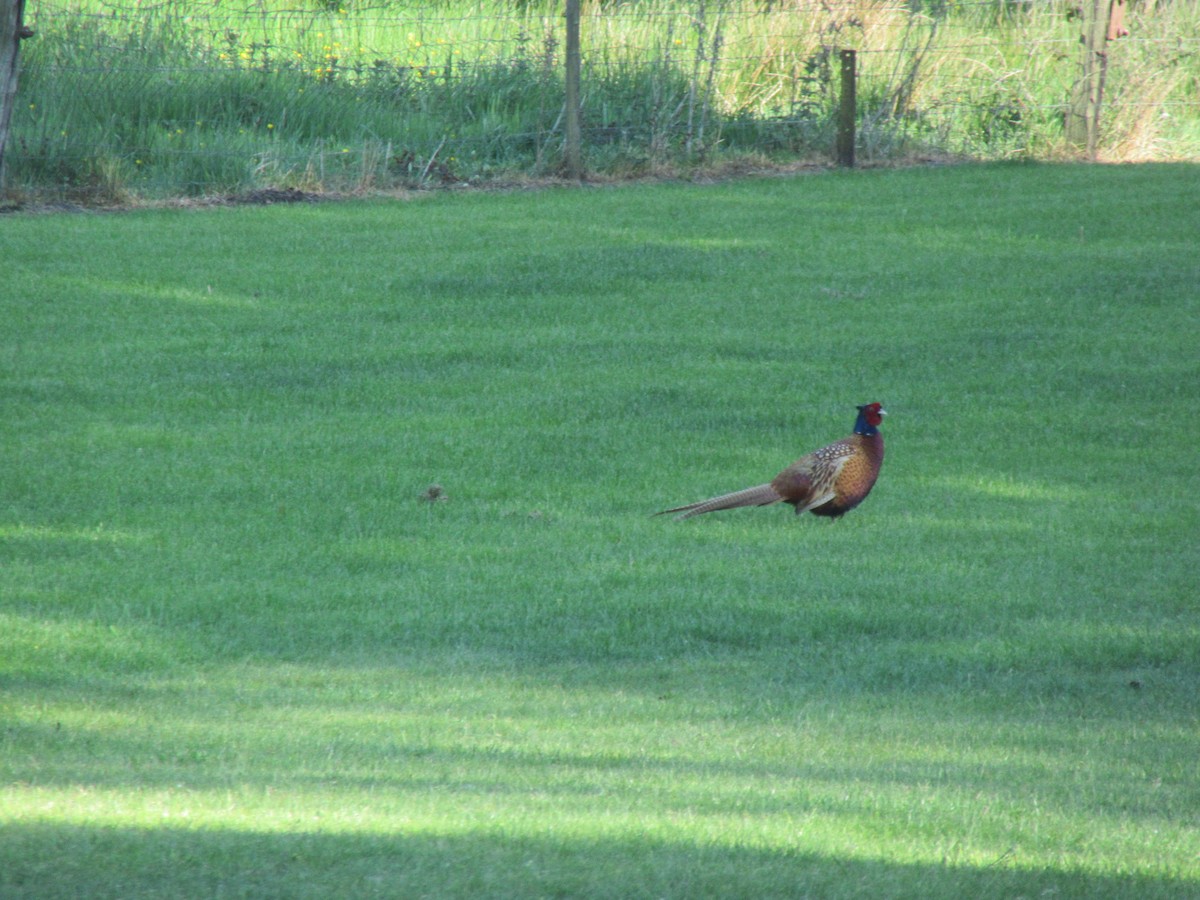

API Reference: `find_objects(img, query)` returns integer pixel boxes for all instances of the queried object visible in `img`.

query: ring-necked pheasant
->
[659,403,886,520]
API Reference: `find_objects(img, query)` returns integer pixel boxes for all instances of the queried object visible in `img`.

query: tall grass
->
[6,0,1200,200]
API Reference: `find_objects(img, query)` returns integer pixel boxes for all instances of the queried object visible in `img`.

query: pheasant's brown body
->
[659,403,886,520]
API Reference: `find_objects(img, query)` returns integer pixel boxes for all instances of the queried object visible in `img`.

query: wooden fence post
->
[836,49,856,168]
[562,0,583,180]
[0,0,32,190]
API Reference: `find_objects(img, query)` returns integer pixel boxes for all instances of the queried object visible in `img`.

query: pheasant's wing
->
[771,439,856,513]
[658,483,783,519]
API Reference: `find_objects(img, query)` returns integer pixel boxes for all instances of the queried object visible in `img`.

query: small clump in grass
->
[420,483,449,503]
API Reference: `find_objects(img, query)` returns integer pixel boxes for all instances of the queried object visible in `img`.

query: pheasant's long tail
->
[657,484,782,520]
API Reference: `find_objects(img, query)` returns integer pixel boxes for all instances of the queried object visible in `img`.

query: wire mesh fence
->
[5,0,1199,200]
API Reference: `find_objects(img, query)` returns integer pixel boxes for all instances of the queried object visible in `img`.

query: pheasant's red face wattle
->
[860,402,886,427]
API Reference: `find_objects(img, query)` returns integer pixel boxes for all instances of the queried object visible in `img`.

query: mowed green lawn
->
[2,164,1198,898]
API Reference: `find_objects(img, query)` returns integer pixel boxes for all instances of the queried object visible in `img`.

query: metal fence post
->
[836,49,856,168]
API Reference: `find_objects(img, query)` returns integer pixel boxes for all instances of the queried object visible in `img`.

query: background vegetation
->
[3,162,1198,897]
[4,0,1200,201]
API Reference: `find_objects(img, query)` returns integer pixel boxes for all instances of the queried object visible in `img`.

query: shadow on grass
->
[2,821,1192,900]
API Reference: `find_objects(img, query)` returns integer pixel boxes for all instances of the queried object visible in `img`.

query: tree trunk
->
[1066,0,1112,158]
[0,0,31,190]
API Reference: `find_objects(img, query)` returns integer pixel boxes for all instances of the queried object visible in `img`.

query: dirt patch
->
[226,187,322,206]
[1,154,967,215]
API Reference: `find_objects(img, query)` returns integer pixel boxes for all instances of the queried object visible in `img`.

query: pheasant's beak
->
[879,407,888,416]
